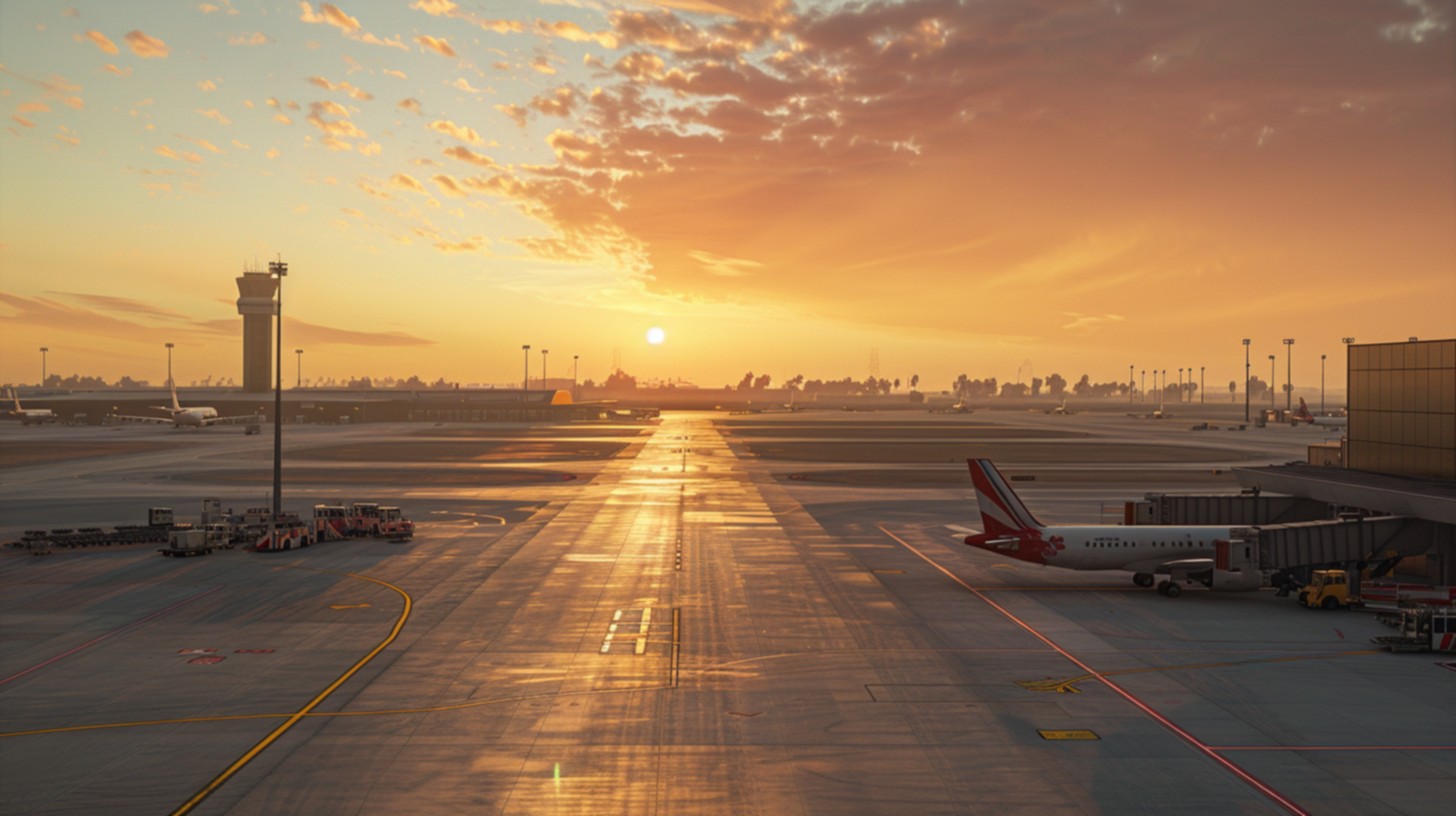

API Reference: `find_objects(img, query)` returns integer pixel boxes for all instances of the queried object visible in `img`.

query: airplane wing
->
[201,414,264,426]
[111,414,176,425]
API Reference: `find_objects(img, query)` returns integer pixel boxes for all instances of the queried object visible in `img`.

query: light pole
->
[1268,355,1276,413]
[1342,337,1355,410]
[573,355,579,401]
[269,259,288,520]
[1200,366,1205,404]
[165,342,174,390]
[295,349,303,389]
[1158,369,1165,413]
[1178,368,1184,403]
[1283,338,1294,413]
[1242,339,1251,422]
[1140,370,1145,403]
[39,347,48,388]
[522,344,530,390]
[1129,364,1134,403]
[1320,353,1327,414]
[541,348,549,392]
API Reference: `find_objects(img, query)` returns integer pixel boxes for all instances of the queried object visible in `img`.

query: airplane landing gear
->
[1157,580,1182,597]
[1133,573,1155,588]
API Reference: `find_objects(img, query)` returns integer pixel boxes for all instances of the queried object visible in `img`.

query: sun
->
[646,327,666,345]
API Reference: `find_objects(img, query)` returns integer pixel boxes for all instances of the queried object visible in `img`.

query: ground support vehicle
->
[1372,606,1456,652]
[253,516,313,551]
[1298,569,1363,610]
[347,503,383,537]
[159,528,212,557]
[379,506,414,542]
[313,505,351,541]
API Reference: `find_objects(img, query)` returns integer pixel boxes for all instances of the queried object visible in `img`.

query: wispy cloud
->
[427,119,482,144]
[414,35,456,58]
[80,30,118,54]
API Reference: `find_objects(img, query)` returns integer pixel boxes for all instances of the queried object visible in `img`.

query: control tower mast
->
[236,269,278,392]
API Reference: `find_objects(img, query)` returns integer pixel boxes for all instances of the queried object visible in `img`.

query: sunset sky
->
[2,0,1452,393]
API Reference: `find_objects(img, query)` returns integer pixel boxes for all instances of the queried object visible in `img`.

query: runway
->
[1,412,1452,814]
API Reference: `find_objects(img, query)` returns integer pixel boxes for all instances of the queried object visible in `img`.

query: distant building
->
[235,271,278,393]
[1347,338,1456,480]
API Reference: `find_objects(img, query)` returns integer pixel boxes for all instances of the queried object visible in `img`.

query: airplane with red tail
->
[961,459,1262,596]
[1292,397,1347,428]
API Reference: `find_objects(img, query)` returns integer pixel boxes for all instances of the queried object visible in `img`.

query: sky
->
[1,0,1453,393]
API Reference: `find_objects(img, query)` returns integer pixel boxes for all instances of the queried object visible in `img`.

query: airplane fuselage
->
[170,407,219,427]
[14,410,59,425]
[966,524,1236,573]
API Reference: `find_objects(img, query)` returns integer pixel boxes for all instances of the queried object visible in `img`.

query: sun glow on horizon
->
[646,327,666,346]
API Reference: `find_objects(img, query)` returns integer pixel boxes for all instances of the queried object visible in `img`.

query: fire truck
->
[313,505,350,541]
[253,515,313,551]
[347,502,383,537]
[379,506,414,542]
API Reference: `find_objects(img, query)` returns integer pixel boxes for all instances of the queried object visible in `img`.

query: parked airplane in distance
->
[114,383,260,428]
[961,459,1260,596]
[8,389,59,425]
[1292,397,1348,428]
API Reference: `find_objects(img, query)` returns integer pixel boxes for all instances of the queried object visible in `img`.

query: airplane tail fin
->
[10,389,20,412]
[966,459,1044,536]
[170,381,181,411]
[1295,397,1312,420]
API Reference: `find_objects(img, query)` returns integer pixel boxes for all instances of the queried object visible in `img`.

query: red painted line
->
[0,585,224,687]
[879,527,1309,816]
[1212,745,1456,752]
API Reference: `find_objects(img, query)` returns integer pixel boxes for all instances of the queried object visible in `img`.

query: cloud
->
[103,64,131,77]
[17,102,51,114]
[431,174,468,197]
[398,97,422,114]
[81,30,118,54]
[410,0,456,16]
[197,79,218,92]
[1061,314,1126,332]
[495,103,527,127]
[535,20,617,49]
[196,107,231,125]
[427,119,482,144]
[433,238,488,254]
[309,75,373,101]
[154,144,202,163]
[687,250,762,277]
[389,172,426,193]
[442,145,496,168]
[451,78,485,93]
[383,68,408,79]
[125,30,171,58]
[529,86,578,118]
[414,35,456,58]
[227,32,269,46]
[299,2,359,34]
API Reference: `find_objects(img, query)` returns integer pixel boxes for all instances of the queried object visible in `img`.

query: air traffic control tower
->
[235,270,278,392]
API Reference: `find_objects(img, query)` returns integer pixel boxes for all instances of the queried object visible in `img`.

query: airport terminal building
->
[1234,338,1454,585]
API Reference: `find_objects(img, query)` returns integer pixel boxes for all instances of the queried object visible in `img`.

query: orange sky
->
[1,0,1452,393]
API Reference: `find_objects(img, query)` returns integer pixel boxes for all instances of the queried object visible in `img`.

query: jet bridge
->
[1127,493,1331,526]
[1254,516,1437,598]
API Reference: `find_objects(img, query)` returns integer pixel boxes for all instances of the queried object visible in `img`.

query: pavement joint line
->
[0,584,226,688]
[1017,650,1384,693]
[169,566,413,816]
[877,523,1311,816]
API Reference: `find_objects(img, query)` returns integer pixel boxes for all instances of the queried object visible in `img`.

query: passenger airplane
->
[1292,397,1347,428]
[961,459,1260,596]
[8,390,59,425]
[114,384,259,428]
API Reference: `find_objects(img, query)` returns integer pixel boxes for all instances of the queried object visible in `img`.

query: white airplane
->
[1292,397,1347,428]
[961,459,1260,596]
[114,383,260,428]
[8,389,59,425]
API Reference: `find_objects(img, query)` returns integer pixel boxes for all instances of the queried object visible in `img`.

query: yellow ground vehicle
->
[1298,569,1361,610]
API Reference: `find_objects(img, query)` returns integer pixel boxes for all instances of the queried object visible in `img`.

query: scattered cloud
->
[103,64,131,77]
[389,172,426,193]
[442,145,496,168]
[410,0,456,16]
[687,250,762,278]
[81,30,118,55]
[451,78,485,93]
[196,107,232,125]
[431,174,468,197]
[1061,314,1126,332]
[309,75,373,101]
[495,103,527,127]
[124,30,170,58]
[398,97,422,114]
[299,1,359,34]
[227,32,269,46]
[197,79,218,92]
[427,119,482,144]
[414,35,456,58]
[383,68,407,79]
[154,144,203,163]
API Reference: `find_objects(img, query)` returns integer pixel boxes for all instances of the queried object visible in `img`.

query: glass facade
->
[1346,339,1456,479]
